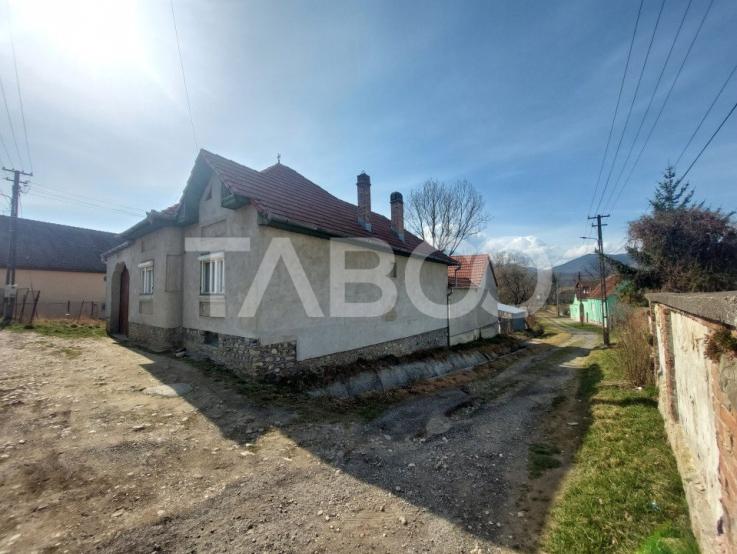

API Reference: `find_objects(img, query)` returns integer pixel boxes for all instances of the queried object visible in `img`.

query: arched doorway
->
[109,263,129,336]
[118,267,129,336]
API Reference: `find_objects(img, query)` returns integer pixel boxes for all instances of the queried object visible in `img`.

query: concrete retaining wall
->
[648,292,737,553]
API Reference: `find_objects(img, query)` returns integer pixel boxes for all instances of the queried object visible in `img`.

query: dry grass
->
[612,306,654,387]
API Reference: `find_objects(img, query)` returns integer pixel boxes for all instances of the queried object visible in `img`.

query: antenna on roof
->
[276,153,281,164]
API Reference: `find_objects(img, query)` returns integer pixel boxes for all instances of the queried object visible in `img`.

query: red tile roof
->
[448,254,494,288]
[577,275,620,299]
[123,150,453,265]
[202,151,453,263]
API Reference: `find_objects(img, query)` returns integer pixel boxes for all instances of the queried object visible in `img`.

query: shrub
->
[705,328,737,363]
[612,305,654,387]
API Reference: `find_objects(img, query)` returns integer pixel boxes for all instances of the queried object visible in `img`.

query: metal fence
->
[2,288,106,324]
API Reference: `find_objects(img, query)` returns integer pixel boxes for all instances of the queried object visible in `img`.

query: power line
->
[586,0,645,221]
[608,0,716,213]
[675,98,737,185]
[579,0,644,257]
[169,0,199,155]
[29,182,148,215]
[674,61,737,168]
[26,188,147,217]
[0,74,22,169]
[5,0,32,173]
[594,0,667,216]
[603,0,694,211]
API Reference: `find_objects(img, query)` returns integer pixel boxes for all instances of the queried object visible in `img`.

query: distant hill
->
[553,253,633,285]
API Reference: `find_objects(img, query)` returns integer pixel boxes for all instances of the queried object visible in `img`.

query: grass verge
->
[542,348,696,554]
[2,319,107,339]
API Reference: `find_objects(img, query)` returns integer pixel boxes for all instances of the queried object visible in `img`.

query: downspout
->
[447,266,460,348]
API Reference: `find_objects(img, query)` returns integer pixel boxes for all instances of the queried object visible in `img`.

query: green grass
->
[554,318,606,335]
[2,319,107,339]
[543,349,696,554]
[529,442,562,478]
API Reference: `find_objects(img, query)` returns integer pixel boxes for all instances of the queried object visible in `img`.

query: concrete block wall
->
[648,292,737,553]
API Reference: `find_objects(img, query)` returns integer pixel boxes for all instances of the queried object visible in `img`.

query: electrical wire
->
[26,188,147,217]
[29,182,148,215]
[674,61,737,169]
[0,74,22,169]
[5,0,32,173]
[594,0,667,216]
[675,98,737,185]
[608,0,716,212]
[603,0,694,211]
[170,0,199,155]
[586,0,645,222]
[579,0,645,255]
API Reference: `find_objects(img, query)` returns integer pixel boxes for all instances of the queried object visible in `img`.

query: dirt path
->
[0,321,597,553]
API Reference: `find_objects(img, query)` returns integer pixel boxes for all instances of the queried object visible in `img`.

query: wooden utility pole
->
[554,273,560,317]
[2,167,32,323]
[589,214,611,347]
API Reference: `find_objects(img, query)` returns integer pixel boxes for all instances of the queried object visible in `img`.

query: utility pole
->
[588,214,611,347]
[2,167,32,323]
[554,273,560,317]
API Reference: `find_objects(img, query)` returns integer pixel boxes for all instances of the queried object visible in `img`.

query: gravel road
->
[0,319,597,553]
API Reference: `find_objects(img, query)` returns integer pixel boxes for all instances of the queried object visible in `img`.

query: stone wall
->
[181,328,298,381]
[648,292,737,553]
[128,322,180,353]
[124,324,447,384]
[302,327,448,370]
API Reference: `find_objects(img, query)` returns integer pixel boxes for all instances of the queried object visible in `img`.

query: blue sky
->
[1,0,735,264]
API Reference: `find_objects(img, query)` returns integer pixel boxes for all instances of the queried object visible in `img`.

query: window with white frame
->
[138,260,154,295]
[199,253,225,295]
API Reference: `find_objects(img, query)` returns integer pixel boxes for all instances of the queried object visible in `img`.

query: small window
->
[203,331,219,346]
[199,252,225,295]
[138,260,154,295]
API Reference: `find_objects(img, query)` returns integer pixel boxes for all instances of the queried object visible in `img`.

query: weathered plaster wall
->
[649,293,737,553]
[448,265,499,346]
[107,172,451,367]
[104,225,184,337]
[2,268,106,317]
[180,174,449,361]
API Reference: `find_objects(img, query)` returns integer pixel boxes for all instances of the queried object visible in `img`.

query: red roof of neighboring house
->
[577,275,620,299]
[121,150,454,265]
[448,254,496,288]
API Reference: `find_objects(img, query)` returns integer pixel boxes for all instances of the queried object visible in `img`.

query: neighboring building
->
[0,215,119,318]
[498,302,527,333]
[569,274,620,325]
[103,149,459,380]
[447,254,499,345]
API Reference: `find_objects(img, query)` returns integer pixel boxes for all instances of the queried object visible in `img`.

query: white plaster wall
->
[448,265,499,345]
[668,311,723,524]
[179,174,449,360]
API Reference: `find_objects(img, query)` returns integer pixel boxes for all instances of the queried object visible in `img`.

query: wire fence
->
[2,288,106,324]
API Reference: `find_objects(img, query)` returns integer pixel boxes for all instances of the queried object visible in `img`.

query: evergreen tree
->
[625,167,737,292]
[649,166,694,212]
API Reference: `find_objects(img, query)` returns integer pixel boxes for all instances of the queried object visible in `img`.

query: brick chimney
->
[390,192,404,240]
[356,172,371,230]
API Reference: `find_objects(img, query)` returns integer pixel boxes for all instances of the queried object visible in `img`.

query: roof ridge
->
[0,214,117,236]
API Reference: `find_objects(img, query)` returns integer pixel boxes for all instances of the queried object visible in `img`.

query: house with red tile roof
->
[570,274,621,325]
[447,254,499,345]
[103,150,467,379]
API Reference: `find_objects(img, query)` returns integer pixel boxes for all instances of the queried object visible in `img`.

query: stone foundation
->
[181,328,298,381]
[127,322,180,353]
[303,327,448,370]
[123,323,449,385]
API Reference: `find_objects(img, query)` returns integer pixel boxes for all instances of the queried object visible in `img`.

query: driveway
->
[0,319,597,553]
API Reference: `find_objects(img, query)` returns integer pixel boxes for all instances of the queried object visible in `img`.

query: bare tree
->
[492,251,537,306]
[406,179,488,255]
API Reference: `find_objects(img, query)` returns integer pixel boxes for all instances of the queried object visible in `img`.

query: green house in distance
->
[569,275,620,326]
